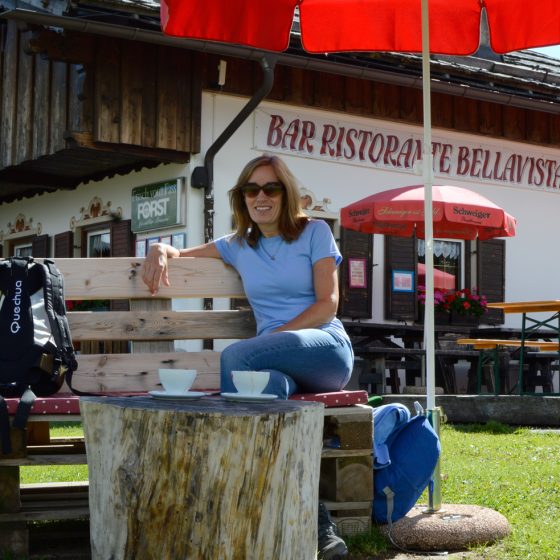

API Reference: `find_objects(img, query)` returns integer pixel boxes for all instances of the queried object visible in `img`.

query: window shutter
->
[110,219,133,312]
[54,231,74,258]
[339,227,373,319]
[477,238,505,325]
[385,235,416,321]
[32,234,50,257]
[110,219,133,257]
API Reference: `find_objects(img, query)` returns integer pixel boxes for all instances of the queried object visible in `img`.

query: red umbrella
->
[341,184,517,240]
[418,263,456,290]
[161,0,560,55]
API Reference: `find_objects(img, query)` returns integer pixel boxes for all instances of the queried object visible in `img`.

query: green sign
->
[131,180,182,232]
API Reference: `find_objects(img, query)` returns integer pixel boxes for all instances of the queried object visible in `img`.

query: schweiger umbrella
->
[341,184,517,240]
[160,0,559,514]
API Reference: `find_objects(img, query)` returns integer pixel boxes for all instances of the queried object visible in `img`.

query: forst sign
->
[131,180,182,232]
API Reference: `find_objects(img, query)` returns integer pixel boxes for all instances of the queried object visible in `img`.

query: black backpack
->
[0,257,78,454]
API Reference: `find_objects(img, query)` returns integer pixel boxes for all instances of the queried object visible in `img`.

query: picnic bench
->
[0,257,373,557]
[457,338,560,395]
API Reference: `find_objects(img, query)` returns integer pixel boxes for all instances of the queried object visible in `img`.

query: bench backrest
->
[57,257,256,393]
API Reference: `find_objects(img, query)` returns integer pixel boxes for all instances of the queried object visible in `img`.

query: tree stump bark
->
[81,396,324,560]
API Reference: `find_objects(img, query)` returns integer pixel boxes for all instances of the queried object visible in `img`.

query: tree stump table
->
[81,396,324,560]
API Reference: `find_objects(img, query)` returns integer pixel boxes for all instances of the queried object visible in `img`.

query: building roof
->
[71,0,560,103]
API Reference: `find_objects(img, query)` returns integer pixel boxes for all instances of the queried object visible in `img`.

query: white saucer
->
[149,390,207,400]
[221,392,278,403]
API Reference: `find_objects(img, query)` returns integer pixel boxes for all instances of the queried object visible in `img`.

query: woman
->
[142,154,352,559]
[141,154,353,400]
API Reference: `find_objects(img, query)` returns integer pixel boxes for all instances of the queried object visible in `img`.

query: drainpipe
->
[191,54,277,245]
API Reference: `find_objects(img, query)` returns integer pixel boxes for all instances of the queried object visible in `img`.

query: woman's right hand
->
[141,243,177,295]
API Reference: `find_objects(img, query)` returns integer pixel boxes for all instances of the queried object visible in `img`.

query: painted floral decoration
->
[418,287,488,317]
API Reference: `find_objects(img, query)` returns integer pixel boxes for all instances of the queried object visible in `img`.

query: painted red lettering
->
[336,127,345,158]
[299,121,315,153]
[440,144,452,174]
[383,135,399,165]
[282,119,301,151]
[266,115,284,147]
[344,128,358,159]
[356,130,372,161]
[457,147,471,175]
[368,133,384,163]
[320,125,337,156]
[470,148,483,178]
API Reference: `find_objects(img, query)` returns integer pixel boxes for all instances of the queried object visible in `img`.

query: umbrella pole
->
[420,0,442,513]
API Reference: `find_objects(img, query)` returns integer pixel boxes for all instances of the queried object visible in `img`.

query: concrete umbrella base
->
[379,504,510,553]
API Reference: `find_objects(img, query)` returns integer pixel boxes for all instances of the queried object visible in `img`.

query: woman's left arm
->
[273,257,339,332]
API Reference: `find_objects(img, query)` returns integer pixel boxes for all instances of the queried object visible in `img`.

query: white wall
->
[2,91,559,328]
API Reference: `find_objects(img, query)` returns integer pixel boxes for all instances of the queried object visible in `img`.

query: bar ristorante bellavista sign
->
[254,106,560,193]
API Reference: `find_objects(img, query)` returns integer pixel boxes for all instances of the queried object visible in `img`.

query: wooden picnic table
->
[81,396,324,560]
[485,300,560,394]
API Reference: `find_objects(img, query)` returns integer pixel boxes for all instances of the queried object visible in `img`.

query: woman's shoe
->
[318,502,348,559]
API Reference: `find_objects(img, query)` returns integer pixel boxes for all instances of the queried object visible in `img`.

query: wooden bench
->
[0,257,373,556]
[457,338,560,394]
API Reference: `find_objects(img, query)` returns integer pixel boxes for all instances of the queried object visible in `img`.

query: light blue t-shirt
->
[215,219,348,340]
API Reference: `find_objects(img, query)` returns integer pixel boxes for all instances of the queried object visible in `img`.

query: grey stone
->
[379,503,510,552]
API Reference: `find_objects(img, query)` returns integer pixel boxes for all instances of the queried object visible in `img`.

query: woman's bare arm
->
[141,241,221,295]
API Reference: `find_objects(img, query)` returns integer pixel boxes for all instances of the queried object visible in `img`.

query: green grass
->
[20,423,88,484]
[346,421,560,559]
[18,422,560,559]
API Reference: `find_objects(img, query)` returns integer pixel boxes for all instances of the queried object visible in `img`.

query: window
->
[417,239,462,291]
[14,243,33,258]
[87,230,110,258]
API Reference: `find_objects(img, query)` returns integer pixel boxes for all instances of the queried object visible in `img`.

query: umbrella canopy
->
[161,0,560,55]
[341,184,517,241]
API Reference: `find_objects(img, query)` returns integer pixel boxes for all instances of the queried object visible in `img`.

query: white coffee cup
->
[158,369,197,394]
[231,371,270,395]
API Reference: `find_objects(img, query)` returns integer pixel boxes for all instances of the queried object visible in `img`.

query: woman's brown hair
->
[229,155,308,247]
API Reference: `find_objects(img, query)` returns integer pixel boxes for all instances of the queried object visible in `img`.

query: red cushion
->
[5,389,368,415]
[289,390,368,407]
[4,395,81,415]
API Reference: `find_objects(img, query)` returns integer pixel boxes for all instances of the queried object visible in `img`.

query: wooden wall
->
[0,20,201,171]
[206,54,560,148]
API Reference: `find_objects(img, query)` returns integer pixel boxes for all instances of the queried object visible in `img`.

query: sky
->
[530,45,560,59]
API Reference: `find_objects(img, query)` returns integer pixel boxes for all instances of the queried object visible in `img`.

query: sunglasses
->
[241,181,284,198]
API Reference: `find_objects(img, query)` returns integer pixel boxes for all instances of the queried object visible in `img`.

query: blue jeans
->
[220,328,354,399]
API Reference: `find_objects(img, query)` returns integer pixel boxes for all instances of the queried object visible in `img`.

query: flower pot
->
[449,311,480,326]
[418,308,450,325]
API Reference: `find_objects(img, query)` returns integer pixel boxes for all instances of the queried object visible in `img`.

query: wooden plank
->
[320,449,372,459]
[487,300,560,313]
[0,21,18,167]
[50,61,68,153]
[72,352,221,392]
[68,309,256,341]
[140,45,157,147]
[33,54,51,158]
[51,257,245,299]
[15,30,34,164]
[175,49,191,152]
[94,38,120,143]
[155,46,178,150]
[120,41,144,146]
[0,505,89,522]
[0,454,87,467]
